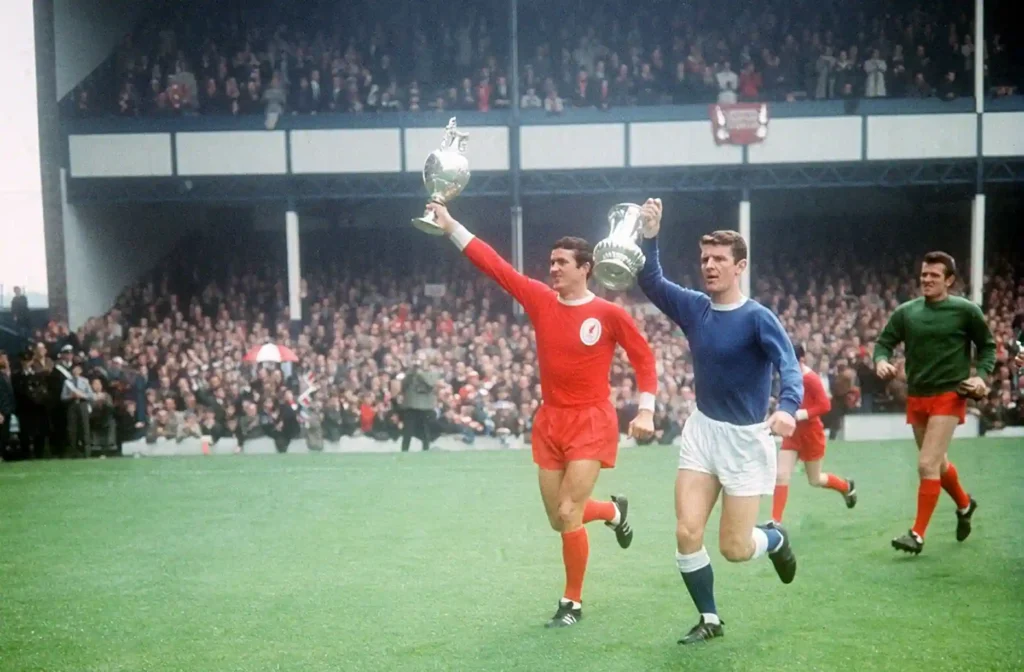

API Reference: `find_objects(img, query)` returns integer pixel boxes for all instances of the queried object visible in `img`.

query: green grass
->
[1,440,1023,672]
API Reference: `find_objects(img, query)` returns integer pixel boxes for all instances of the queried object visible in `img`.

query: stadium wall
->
[61,170,207,328]
[53,0,155,100]
[122,435,526,457]
[124,425,1015,458]
[842,414,981,441]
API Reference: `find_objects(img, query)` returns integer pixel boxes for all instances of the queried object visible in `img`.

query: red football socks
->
[941,462,971,510]
[771,485,789,523]
[912,479,942,538]
[582,499,617,524]
[825,474,849,493]
[561,527,589,604]
[773,474,849,523]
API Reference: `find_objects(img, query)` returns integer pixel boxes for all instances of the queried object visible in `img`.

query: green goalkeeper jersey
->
[873,295,996,397]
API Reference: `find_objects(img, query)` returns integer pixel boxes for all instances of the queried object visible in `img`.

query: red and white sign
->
[709,103,770,145]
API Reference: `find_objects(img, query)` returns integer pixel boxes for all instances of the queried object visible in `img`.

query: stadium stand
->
[14,0,1024,459]
[4,213,1021,460]
[66,0,1021,119]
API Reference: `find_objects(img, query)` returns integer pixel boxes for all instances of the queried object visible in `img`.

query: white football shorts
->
[678,408,777,497]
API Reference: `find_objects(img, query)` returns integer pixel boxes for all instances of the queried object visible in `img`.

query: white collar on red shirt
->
[558,291,595,306]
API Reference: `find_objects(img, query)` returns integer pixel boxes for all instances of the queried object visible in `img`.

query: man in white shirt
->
[716,62,739,104]
[61,361,94,456]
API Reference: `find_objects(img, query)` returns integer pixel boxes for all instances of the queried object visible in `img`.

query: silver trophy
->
[411,117,471,235]
[592,203,648,291]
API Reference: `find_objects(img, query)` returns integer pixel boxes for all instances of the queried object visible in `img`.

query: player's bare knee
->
[556,498,582,530]
[776,472,792,486]
[675,519,704,552]
[546,513,563,532]
[917,455,942,479]
[718,536,752,563]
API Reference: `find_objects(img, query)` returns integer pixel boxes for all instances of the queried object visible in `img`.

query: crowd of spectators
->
[66,0,1021,121]
[2,217,1021,460]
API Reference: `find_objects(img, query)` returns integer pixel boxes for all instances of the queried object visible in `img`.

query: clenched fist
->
[956,376,989,400]
[640,198,663,239]
[425,202,459,235]
[628,409,655,441]
[767,410,797,438]
[875,360,897,380]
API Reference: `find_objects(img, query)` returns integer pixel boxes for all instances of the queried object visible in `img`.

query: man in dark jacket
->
[10,287,30,334]
[0,351,16,458]
[399,354,440,452]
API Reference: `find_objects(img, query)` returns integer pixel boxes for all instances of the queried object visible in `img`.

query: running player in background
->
[636,198,801,645]
[425,202,658,628]
[874,251,996,555]
[771,343,857,525]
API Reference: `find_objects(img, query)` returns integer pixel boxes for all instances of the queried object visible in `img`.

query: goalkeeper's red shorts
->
[532,401,620,471]
[906,391,966,426]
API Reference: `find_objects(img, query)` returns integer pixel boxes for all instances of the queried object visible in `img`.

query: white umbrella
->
[243,343,299,363]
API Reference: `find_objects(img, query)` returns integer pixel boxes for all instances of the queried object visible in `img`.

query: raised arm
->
[427,202,549,313]
[635,200,709,332]
[609,306,657,412]
[756,309,804,418]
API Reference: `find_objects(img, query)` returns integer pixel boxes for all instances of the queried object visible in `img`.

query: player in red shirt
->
[426,202,657,628]
[771,344,857,524]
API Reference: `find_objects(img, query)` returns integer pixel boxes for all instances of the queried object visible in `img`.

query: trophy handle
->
[608,203,646,241]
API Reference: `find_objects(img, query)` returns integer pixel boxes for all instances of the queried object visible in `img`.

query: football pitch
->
[2,440,1023,672]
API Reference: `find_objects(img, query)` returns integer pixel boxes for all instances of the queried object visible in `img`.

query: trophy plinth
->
[593,203,648,291]
[412,117,471,234]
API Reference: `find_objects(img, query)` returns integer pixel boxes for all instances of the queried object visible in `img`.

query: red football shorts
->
[531,402,620,471]
[781,429,827,462]
[906,391,966,426]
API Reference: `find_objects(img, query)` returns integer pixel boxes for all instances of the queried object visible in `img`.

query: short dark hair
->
[922,251,957,278]
[551,236,594,279]
[700,230,748,262]
[793,342,806,360]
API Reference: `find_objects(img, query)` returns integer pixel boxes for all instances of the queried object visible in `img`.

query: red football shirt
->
[455,231,657,410]
[793,365,831,440]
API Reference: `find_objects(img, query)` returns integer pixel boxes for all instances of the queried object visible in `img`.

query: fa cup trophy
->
[592,203,648,291]
[411,117,471,235]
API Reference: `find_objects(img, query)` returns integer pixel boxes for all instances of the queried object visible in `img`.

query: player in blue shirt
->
[636,198,803,645]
